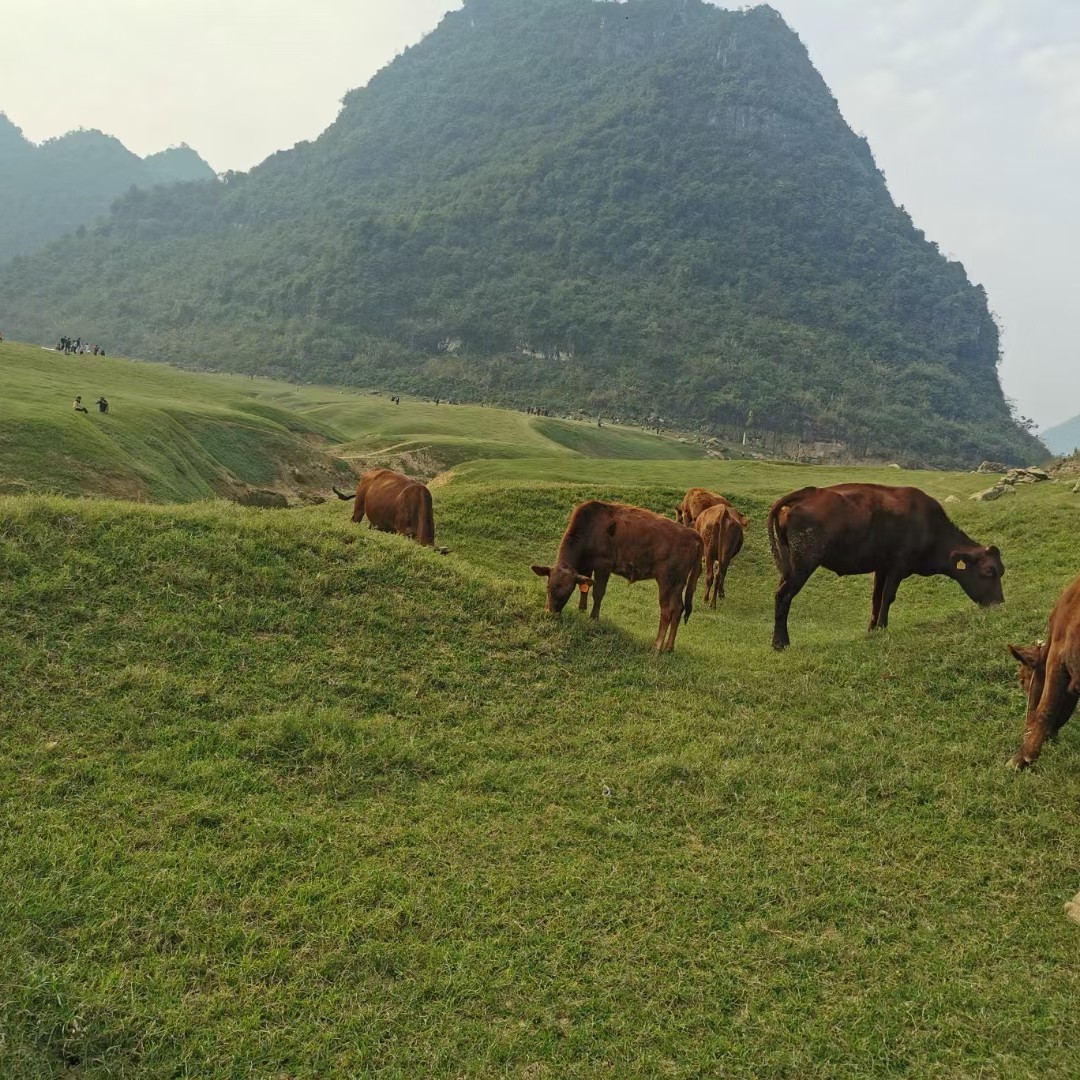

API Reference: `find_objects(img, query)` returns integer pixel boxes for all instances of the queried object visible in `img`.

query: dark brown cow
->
[695,503,749,607]
[1007,575,1080,768]
[676,487,732,527]
[768,484,1004,649]
[333,468,436,547]
[531,500,704,652]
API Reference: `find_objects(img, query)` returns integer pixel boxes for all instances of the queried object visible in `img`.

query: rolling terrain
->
[2,342,1079,1074]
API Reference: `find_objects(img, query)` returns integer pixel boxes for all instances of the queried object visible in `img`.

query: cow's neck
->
[931,520,979,573]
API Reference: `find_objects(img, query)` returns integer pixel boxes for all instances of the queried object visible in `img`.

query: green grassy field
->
[0,342,704,502]
[2,342,1079,1075]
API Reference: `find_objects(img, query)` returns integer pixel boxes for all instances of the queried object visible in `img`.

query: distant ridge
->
[1042,413,1080,457]
[0,1,1045,466]
[0,113,215,263]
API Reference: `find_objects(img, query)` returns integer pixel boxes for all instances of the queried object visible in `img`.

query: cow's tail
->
[768,492,804,579]
[416,486,435,548]
[682,545,703,625]
[332,485,354,502]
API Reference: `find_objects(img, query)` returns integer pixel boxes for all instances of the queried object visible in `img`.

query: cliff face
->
[0,115,214,262]
[0,2,1043,465]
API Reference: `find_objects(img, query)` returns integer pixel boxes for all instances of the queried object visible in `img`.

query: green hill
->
[3,460,1080,1073]
[0,0,1042,467]
[0,113,214,264]
[0,340,707,501]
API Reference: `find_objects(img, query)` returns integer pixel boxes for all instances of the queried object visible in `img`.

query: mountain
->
[1041,414,1080,457]
[0,0,1043,466]
[0,113,215,262]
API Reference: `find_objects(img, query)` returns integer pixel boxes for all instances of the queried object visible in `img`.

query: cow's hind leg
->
[1011,663,1074,768]
[875,571,904,630]
[772,569,812,650]
[656,584,683,652]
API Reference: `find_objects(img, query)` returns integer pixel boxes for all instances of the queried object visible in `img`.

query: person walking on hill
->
[73,396,89,414]
[95,396,109,413]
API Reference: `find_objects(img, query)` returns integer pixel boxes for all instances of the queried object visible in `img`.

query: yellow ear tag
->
[956,559,968,571]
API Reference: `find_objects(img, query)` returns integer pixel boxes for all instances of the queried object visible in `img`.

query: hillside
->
[0,113,214,263]
[0,340,705,502]
[3,463,1080,1073]
[1042,413,1080,457]
[0,0,1043,467]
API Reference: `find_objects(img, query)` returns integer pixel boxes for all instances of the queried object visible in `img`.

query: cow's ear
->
[1008,643,1043,669]
[949,548,970,571]
[531,564,551,577]
[987,545,1000,559]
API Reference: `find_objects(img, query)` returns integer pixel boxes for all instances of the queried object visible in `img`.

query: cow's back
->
[362,469,418,531]
[779,483,945,573]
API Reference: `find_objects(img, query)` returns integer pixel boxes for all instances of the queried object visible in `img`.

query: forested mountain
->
[0,113,214,262]
[0,0,1043,465]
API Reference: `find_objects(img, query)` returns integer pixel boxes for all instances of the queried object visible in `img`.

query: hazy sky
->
[4,0,1077,428]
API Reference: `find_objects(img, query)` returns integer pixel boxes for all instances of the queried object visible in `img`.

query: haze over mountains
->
[0,0,1043,467]
[0,112,214,263]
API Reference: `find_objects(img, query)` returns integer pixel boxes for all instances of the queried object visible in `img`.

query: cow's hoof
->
[1007,753,1032,770]
[772,640,789,651]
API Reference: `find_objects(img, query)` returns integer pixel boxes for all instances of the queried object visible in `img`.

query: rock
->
[1073,481,1080,494]
[977,460,1009,474]
[1016,474,1036,484]
[1065,892,1080,926]
[944,495,959,503]
[970,486,1004,501]
[238,489,289,509]
[1025,467,1051,481]
[886,463,901,469]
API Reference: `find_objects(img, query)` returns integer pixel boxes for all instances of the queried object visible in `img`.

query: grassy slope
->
[0,342,705,499]
[3,461,1080,1075]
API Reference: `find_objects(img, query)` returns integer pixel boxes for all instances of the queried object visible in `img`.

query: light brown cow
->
[694,503,750,607]
[1007,574,1080,768]
[531,500,703,652]
[675,487,732,527]
[333,468,436,547]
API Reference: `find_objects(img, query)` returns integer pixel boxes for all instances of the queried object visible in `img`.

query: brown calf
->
[333,468,436,547]
[1007,575,1080,768]
[768,483,1004,649]
[532,500,703,652]
[695,503,749,607]
[676,487,732,526]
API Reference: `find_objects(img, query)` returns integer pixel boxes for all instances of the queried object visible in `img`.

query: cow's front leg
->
[874,571,903,630]
[869,571,885,630]
[589,571,610,620]
[1011,664,1074,768]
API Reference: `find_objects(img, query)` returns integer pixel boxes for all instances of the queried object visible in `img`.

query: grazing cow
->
[531,500,703,652]
[676,487,732,527]
[1007,575,1080,768]
[695,503,750,607]
[333,468,437,548]
[768,483,1004,649]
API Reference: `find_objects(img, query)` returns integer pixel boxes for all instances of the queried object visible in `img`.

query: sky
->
[3,0,1077,429]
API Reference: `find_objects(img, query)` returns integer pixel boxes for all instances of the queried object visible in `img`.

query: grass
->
[2,342,1080,1075]
[0,341,706,501]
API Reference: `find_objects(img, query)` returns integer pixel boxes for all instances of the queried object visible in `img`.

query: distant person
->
[73,396,89,414]
[95,396,109,413]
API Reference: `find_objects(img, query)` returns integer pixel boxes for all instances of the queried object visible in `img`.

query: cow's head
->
[1008,640,1047,700]
[949,544,1004,606]
[531,563,594,613]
